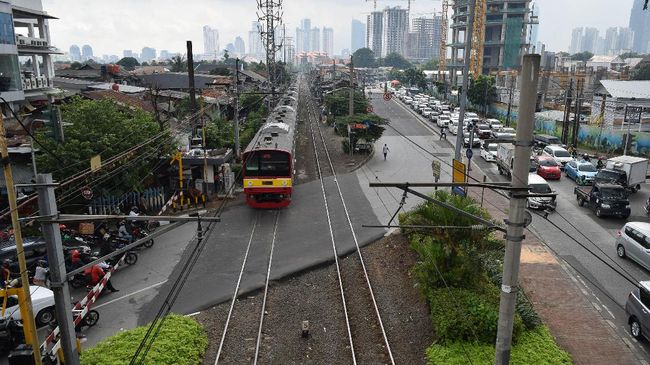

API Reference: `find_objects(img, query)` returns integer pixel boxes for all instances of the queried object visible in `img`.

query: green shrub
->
[429,286,523,344]
[426,326,572,365]
[80,314,208,365]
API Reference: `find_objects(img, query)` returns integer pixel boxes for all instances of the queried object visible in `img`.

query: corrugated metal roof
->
[600,80,650,99]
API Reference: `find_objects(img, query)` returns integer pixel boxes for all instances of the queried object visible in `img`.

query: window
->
[578,164,597,172]
[568,161,576,168]
[0,12,14,45]
[538,159,558,167]
[626,227,650,249]
[553,149,571,158]
[0,54,21,92]
[244,151,291,177]
[641,288,650,308]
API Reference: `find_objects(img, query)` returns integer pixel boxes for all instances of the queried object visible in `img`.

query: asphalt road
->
[368,89,650,360]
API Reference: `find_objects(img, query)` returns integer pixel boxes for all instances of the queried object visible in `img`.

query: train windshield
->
[245,151,291,177]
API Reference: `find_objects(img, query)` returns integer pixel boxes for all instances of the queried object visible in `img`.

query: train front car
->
[242,94,297,209]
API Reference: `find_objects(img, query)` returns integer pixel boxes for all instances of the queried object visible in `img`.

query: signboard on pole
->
[366,105,374,113]
[431,160,441,182]
[90,155,101,172]
[383,93,392,101]
[452,159,466,196]
[80,186,93,200]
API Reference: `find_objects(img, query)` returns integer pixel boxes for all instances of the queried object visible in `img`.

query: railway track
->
[213,210,280,365]
[303,76,396,365]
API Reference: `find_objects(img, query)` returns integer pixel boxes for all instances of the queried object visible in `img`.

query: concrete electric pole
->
[349,55,354,117]
[234,58,241,159]
[36,174,79,365]
[454,0,475,161]
[494,54,540,365]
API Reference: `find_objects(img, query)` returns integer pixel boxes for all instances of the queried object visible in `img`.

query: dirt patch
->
[196,233,434,365]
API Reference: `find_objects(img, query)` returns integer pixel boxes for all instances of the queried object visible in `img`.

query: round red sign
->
[80,187,93,200]
[383,93,392,101]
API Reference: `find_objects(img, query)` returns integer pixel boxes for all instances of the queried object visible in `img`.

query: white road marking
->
[93,280,168,309]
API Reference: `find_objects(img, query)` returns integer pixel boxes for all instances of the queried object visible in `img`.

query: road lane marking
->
[94,280,168,309]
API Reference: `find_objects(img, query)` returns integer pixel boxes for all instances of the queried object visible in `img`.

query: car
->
[480,143,498,162]
[617,222,650,271]
[565,160,598,185]
[535,155,561,180]
[466,112,479,119]
[493,127,516,140]
[486,119,502,130]
[534,134,563,148]
[625,280,650,341]
[429,111,440,122]
[1,285,55,326]
[437,115,450,128]
[422,107,433,117]
[527,173,556,210]
[463,131,481,148]
[474,123,492,139]
[543,145,574,169]
[450,120,460,135]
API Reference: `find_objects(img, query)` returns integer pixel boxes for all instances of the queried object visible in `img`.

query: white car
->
[437,115,451,128]
[450,120,460,135]
[422,108,433,117]
[481,143,498,162]
[486,119,503,130]
[1,286,55,326]
[543,145,574,169]
[466,112,479,119]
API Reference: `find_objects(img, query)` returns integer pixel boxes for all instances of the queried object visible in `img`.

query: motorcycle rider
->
[645,197,650,214]
[33,260,49,287]
[117,220,133,243]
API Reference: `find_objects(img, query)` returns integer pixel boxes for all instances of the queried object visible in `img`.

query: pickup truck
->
[574,183,631,218]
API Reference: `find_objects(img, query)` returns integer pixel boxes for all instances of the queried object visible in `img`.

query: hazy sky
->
[41,0,637,57]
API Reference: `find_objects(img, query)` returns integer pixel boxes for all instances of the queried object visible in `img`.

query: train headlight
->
[282,180,288,186]
[247,181,253,187]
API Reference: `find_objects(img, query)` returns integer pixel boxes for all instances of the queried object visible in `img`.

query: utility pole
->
[505,75,515,127]
[572,79,582,148]
[560,78,573,146]
[234,58,241,159]
[0,113,43,365]
[349,55,354,117]
[200,98,209,199]
[36,174,79,365]
[494,54,540,365]
[454,0,475,161]
[187,41,197,122]
[623,105,630,156]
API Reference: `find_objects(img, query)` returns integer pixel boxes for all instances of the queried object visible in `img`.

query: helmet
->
[81,246,91,255]
[119,220,126,226]
[37,260,47,267]
[131,206,139,213]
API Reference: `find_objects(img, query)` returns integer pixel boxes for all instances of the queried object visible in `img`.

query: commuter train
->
[242,86,299,208]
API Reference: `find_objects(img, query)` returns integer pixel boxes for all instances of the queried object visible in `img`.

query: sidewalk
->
[466,169,640,365]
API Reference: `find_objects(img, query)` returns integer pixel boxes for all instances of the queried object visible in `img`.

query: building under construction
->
[449,0,533,83]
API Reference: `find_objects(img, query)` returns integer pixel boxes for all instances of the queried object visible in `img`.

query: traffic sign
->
[80,186,93,200]
[366,105,374,113]
[466,148,473,159]
[452,159,466,183]
[383,92,392,101]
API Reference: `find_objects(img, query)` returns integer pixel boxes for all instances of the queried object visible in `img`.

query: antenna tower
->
[257,0,283,91]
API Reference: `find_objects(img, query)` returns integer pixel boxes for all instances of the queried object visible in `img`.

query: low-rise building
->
[591,80,650,129]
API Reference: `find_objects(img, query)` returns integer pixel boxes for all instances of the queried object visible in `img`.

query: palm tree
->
[169,55,187,72]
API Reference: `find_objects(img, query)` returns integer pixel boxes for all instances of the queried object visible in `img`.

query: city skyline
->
[43,0,636,58]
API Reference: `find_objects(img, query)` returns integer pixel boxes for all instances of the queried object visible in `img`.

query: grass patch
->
[426,326,572,365]
[80,314,208,365]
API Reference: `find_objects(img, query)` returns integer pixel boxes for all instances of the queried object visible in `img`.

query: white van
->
[527,173,556,210]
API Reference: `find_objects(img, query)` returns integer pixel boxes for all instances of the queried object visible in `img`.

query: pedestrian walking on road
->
[382,144,390,160]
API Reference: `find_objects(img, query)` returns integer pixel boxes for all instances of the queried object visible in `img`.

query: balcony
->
[21,74,52,91]
[16,35,49,48]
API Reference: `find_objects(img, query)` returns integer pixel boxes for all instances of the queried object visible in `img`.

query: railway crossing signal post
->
[0,112,43,364]
[495,54,540,365]
[36,174,79,365]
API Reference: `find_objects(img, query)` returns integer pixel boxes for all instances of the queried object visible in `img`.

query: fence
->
[89,187,166,215]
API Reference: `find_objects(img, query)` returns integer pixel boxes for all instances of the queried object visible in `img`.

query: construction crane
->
[438,0,449,91]
[469,0,487,76]
[365,0,414,13]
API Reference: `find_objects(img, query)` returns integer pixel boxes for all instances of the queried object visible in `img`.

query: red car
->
[536,156,561,180]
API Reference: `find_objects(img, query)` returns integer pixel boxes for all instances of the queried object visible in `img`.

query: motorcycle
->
[131,226,154,248]
[0,317,24,353]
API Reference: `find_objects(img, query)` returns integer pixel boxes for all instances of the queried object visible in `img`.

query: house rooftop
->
[599,80,650,99]
[83,90,154,113]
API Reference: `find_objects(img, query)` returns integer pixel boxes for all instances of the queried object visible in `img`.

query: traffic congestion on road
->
[372,85,650,358]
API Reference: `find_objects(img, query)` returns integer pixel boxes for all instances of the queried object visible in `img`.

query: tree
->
[324,90,369,116]
[403,68,428,89]
[209,67,231,76]
[351,48,376,68]
[468,75,497,114]
[633,63,650,80]
[420,58,439,70]
[141,61,149,67]
[381,52,412,70]
[35,97,173,195]
[69,61,82,70]
[620,52,644,60]
[223,49,230,61]
[570,51,593,62]
[116,57,140,71]
[169,55,187,72]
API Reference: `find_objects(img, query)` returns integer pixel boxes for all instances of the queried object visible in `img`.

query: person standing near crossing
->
[382,144,390,160]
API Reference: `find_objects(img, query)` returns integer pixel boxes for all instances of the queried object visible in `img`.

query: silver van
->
[617,222,650,270]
